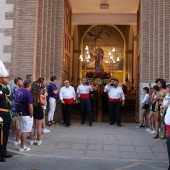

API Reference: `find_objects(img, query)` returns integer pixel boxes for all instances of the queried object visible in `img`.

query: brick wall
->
[35,0,65,82]
[140,0,170,83]
[3,0,65,82]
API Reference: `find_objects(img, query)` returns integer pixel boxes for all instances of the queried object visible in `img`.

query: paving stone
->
[52,148,69,156]
[85,150,103,158]
[87,144,103,150]
[119,146,135,152]
[137,152,156,160]
[74,138,88,144]
[154,152,169,161]
[56,143,72,149]
[103,145,119,151]
[68,149,85,157]
[72,144,87,150]
[103,151,120,158]
[88,139,103,144]
[120,151,138,159]
[135,146,152,153]
[117,139,133,146]
[150,146,167,153]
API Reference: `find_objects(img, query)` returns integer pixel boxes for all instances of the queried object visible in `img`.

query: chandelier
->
[105,47,120,64]
[79,46,91,63]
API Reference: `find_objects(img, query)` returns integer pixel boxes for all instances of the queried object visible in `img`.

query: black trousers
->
[62,103,73,125]
[108,101,122,123]
[167,136,170,164]
[0,122,10,157]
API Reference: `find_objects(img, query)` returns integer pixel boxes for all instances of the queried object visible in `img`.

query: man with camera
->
[77,77,96,126]
[104,79,125,127]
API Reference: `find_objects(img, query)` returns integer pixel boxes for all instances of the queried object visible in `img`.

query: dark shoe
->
[168,165,170,170]
[66,124,69,127]
[51,121,57,124]
[136,124,145,128]
[81,121,85,124]
[109,122,115,125]
[0,157,6,162]
[2,154,12,158]
[48,121,52,126]
[89,122,92,126]
[117,123,121,127]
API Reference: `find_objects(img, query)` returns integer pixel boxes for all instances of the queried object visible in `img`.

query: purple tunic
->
[48,82,58,100]
[15,88,33,116]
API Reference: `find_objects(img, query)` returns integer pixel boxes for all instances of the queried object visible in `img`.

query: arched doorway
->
[71,25,136,123]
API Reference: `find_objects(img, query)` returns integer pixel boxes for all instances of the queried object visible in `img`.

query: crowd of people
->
[0,59,126,162]
[136,78,170,170]
[1,59,170,169]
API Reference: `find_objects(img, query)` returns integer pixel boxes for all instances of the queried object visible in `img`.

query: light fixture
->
[105,47,121,70]
[79,46,91,67]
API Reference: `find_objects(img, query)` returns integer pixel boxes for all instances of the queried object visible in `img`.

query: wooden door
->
[63,0,72,81]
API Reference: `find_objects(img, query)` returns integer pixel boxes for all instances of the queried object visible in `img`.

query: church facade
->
[0,0,170,117]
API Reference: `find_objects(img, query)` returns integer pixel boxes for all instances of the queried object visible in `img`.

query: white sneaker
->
[19,146,30,152]
[146,128,150,132]
[37,140,42,146]
[14,140,21,146]
[30,140,34,145]
[149,129,153,133]
[42,128,50,134]
[150,129,156,134]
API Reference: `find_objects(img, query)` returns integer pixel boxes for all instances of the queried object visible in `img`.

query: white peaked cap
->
[0,60,9,77]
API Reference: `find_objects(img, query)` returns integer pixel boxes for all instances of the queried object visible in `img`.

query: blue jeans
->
[80,99,92,123]
[167,136,170,163]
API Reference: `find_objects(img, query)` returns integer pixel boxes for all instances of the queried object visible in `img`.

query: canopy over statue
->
[94,47,104,73]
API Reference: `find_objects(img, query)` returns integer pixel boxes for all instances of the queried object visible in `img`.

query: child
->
[136,87,150,128]
[146,85,159,133]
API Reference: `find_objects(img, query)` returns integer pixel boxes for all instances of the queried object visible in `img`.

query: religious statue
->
[94,47,104,73]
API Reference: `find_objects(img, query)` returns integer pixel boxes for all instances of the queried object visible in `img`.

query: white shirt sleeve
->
[104,85,110,92]
[142,94,149,104]
[120,88,125,100]
[76,86,80,94]
[59,87,63,100]
[72,87,76,100]
[89,85,93,91]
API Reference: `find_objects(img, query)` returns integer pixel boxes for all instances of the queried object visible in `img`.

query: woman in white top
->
[137,87,150,128]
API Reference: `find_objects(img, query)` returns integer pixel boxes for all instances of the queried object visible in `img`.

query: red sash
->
[108,97,120,102]
[63,98,73,104]
[80,94,90,99]
[166,125,170,137]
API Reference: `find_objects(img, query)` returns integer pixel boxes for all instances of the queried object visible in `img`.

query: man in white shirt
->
[77,77,96,126]
[104,79,125,127]
[60,80,76,127]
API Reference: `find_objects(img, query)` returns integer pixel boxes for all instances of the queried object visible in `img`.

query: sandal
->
[51,121,57,124]
[153,133,159,139]
[160,134,166,139]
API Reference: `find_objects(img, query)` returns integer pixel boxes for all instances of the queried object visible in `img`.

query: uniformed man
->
[104,79,125,127]
[77,77,96,126]
[0,60,12,162]
[60,80,76,127]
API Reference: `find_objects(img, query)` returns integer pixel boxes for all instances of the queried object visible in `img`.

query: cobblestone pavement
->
[4,123,168,170]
